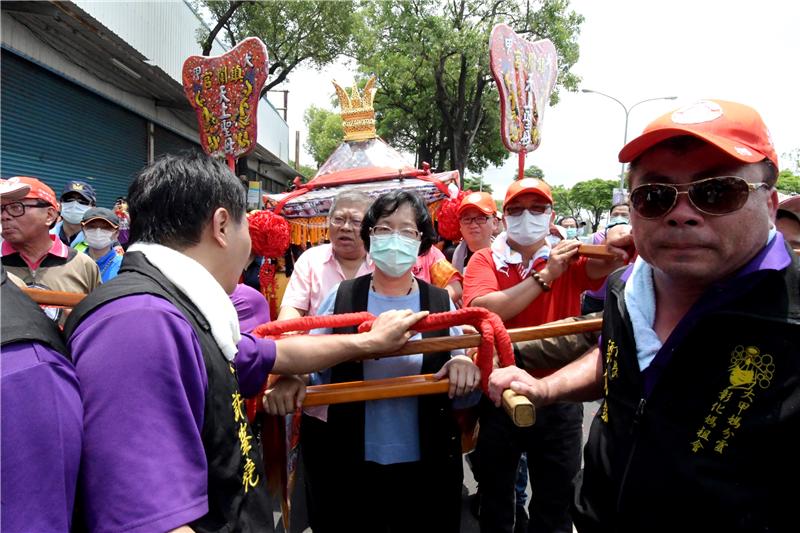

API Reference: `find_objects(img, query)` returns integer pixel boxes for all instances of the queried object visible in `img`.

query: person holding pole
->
[489,99,799,532]
[64,153,426,533]
[463,177,628,533]
[270,189,479,533]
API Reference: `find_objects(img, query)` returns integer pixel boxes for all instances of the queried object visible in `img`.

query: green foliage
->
[304,106,343,166]
[569,178,617,232]
[296,164,318,182]
[777,169,800,194]
[199,0,357,91]
[462,175,493,194]
[520,165,545,180]
[352,0,583,176]
[551,184,579,219]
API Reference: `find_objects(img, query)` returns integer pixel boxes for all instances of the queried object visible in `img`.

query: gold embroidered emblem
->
[690,345,774,454]
[600,339,619,423]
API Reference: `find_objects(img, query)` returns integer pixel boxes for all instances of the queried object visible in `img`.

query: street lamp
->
[581,89,677,190]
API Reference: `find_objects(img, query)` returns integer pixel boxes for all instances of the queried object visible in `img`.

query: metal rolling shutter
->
[153,124,201,159]
[1,49,147,208]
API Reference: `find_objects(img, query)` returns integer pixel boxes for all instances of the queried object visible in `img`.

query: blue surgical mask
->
[607,216,630,229]
[369,233,420,278]
[61,201,90,224]
[565,228,577,239]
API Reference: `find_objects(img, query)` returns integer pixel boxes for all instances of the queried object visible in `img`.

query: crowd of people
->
[1,98,798,533]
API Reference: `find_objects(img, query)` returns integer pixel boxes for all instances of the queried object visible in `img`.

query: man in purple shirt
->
[64,153,426,533]
[1,266,83,533]
[489,99,799,531]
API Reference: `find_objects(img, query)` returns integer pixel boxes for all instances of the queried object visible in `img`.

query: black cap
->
[61,180,97,204]
[82,207,119,227]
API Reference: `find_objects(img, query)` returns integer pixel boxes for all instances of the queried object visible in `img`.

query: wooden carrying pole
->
[305,317,603,427]
[20,286,602,426]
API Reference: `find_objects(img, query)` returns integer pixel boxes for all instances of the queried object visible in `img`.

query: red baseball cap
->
[458,191,496,217]
[9,176,59,209]
[503,178,553,208]
[619,99,778,168]
[0,177,31,201]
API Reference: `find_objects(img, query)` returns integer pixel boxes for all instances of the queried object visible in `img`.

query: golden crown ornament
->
[332,75,377,141]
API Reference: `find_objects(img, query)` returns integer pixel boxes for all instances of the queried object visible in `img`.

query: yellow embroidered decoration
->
[232,384,261,492]
[242,457,260,493]
[231,392,246,423]
[690,345,774,454]
[600,339,619,423]
[238,422,253,456]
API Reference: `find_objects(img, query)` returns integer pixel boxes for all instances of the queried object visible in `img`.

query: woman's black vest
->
[325,274,463,466]
[64,252,273,532]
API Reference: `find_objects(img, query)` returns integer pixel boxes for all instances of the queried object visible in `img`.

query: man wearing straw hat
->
[489,99,800,531]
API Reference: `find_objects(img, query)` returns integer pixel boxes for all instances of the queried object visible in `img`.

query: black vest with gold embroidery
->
[64,252,273,532]
[574,246,800,533]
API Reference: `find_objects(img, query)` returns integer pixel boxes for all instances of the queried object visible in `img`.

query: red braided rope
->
[355,307,514,391]
[251,307,514,393]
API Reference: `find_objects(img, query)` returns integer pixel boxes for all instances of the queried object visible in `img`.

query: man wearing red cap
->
[452,191,499,274]
[463,177,628,532]
[489,99,799,531]
[1,177,99,322]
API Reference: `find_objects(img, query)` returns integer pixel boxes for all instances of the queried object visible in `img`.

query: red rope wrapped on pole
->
[247,307,518,417]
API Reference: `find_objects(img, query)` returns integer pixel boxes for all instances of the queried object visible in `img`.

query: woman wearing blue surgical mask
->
[294,190,480,532]
[558,216,579,240]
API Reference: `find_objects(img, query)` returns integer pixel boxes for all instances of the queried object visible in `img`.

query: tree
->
[550,184,578,219]
[517,165,545,180]
[782,148,800,174]
[198,0,357,92]
[353,0,583,177]
[777,169,800,194]
[569,179,616,232]
[462,175,493,194]
[304,106,343,166]
[296,164,318,182]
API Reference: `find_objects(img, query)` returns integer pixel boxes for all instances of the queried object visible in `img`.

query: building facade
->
[1,1,296,209]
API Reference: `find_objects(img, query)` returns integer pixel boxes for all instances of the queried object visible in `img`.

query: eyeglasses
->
[370,225,421,240]
[504,204,552,217]
[460,215,492,226]
[630,176,771,219]
[329,215,362,228]
[1,201,51,217]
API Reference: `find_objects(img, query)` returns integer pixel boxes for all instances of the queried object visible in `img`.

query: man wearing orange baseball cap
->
[462,177,629,532]
[1,176,99,323]
[452,191,498,273]
[489,99,799,532]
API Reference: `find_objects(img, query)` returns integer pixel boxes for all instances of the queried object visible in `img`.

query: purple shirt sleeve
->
[1,341,82,533]
[69,294,210,533]
[234,334,277,397]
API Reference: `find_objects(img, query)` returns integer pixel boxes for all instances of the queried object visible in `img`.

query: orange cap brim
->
[619,127,771,166]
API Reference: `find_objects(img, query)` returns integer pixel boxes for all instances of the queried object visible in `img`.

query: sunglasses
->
[630,176,770,219]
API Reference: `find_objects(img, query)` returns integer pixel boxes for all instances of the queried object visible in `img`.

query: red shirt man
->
[462,177,627,532]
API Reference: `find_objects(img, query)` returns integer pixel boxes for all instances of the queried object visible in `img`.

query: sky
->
[270,0,800,200]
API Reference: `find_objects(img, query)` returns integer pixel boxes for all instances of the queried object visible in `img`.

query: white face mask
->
[505,211,550,246]
[61,201,90,224]
[84,228,114,250]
